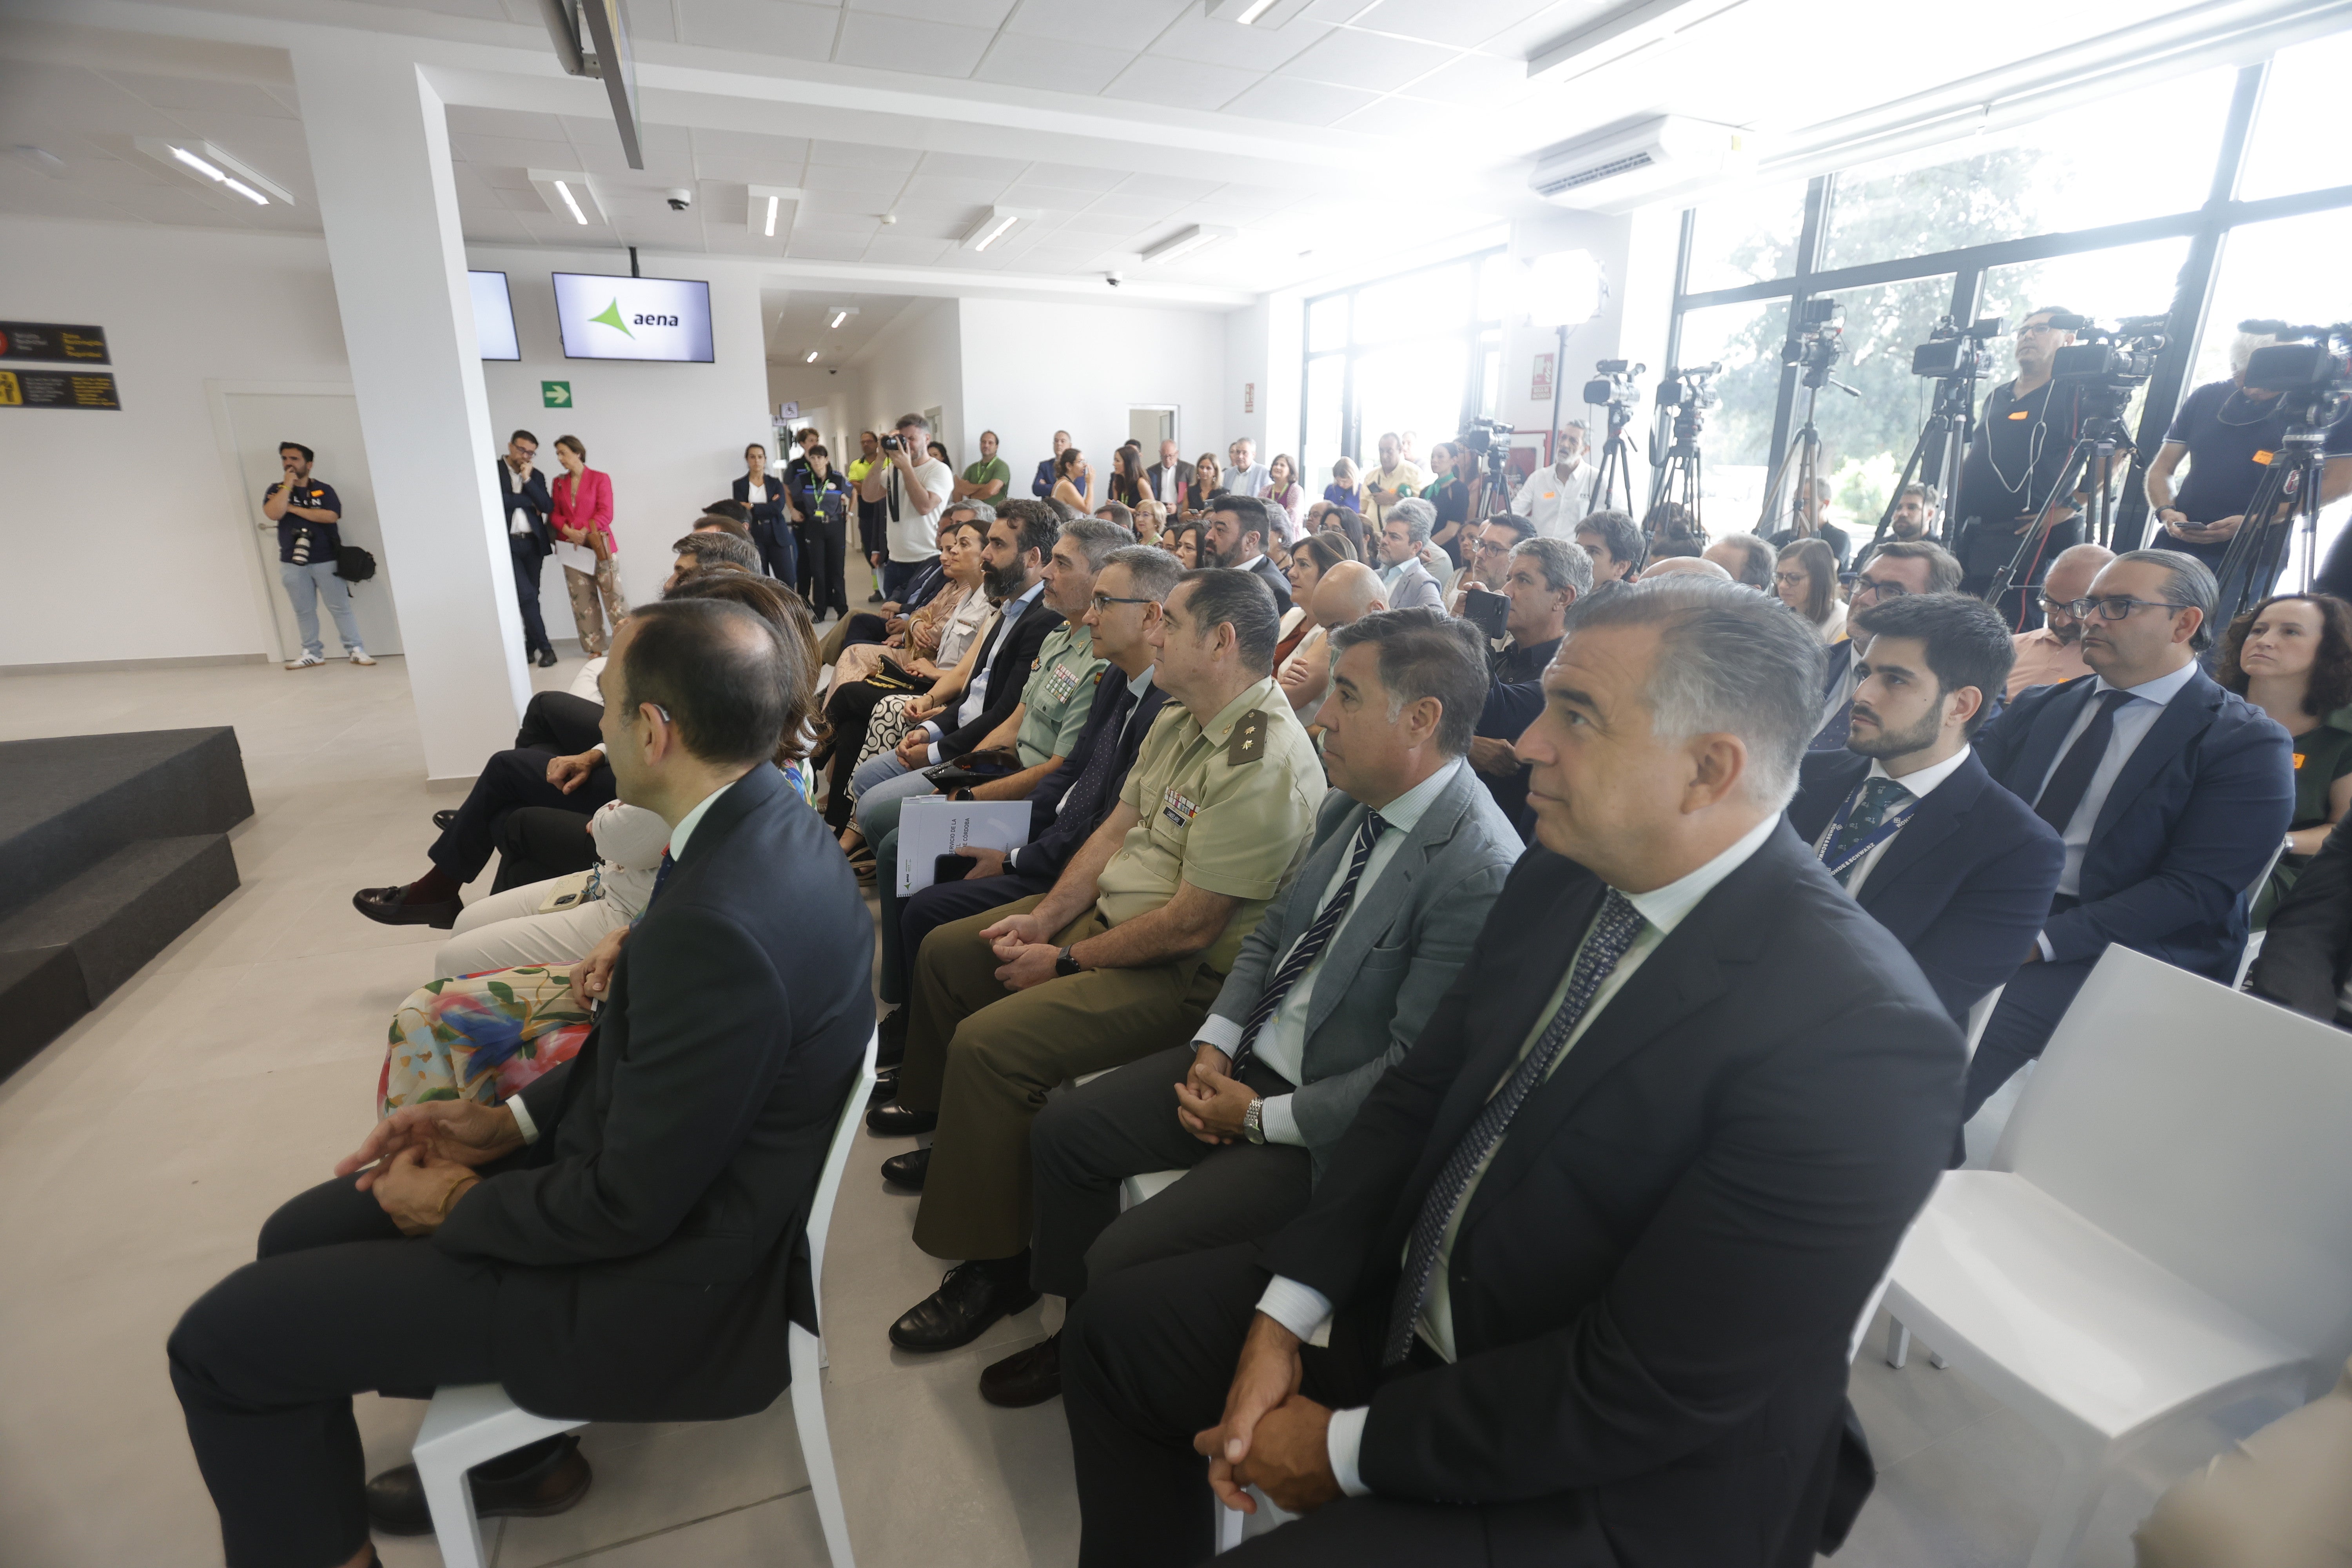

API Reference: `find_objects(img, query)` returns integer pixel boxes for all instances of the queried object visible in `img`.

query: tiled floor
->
[0,654,2234,1567]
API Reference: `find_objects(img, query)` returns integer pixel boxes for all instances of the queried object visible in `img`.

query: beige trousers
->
[562,559,629,656]
[2135,1356,2352,1567]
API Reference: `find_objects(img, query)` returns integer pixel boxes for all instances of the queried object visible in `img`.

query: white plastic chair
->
[411,1032,878,1568]
[1879,947,2352,1568]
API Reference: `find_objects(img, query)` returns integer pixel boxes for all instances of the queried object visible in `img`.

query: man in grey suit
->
[1375,499,1447,612]
[978,608,1522,1407]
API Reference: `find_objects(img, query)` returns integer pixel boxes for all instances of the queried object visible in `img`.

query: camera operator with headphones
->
[1952,307,2091,628]
[2144,330,2352,575]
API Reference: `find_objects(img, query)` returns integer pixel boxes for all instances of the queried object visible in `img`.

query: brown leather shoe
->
[365,1434,590,1536]
[979,1332,1061,1407]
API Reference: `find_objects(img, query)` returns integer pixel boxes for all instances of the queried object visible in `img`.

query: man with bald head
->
[1705,532,1777,591]
[2007,543,2114,697]
[1282,561,1387,720]
[1639,556,1732,583]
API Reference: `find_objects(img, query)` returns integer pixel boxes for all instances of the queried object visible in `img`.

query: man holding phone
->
[1469,537,1590,834]
[261,441,372,670]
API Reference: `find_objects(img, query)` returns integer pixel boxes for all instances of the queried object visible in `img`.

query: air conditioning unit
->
[1529,116,1751,210]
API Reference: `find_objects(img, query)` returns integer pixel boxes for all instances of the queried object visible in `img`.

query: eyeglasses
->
[1850,576,1909,600]
[1773,570,1809,586]
[2039,594,2076,617]
[1090,593,1156,613]
[2062,596,2189,621]
[1470,538,1514,555]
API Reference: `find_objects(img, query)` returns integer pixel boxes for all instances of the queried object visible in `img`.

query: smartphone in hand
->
[1463,587,1509,641]
[934,854,976,884]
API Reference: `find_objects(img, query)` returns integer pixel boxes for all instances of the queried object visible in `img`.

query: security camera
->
[665,187,693,211]
[1105,270,1124,288]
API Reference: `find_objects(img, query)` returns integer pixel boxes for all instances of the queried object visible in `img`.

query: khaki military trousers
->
[900,896,1223,1261]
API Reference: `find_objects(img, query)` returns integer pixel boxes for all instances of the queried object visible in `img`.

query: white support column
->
[287,42,528,783]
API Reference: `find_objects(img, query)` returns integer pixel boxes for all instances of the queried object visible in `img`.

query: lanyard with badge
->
[1810,782,1917,882]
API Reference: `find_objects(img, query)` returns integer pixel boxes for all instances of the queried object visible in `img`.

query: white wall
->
[0,217,347,667]
[853,296,964,471]
[470,245,773,620]
[957,296,1229,493]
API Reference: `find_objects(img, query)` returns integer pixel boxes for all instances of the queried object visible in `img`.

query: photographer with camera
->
[261,441,373,670]
[865,413,951,604]
[1952,308,2089,626]
[2145,330,2352,575]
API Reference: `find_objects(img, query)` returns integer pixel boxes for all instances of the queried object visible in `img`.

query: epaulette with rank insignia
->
[1228,710,1269,764]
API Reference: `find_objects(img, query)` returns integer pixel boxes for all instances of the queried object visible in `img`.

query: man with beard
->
[1852,483,1942,574]
[1787,592,2063,1027]
[2005,543,2112,698]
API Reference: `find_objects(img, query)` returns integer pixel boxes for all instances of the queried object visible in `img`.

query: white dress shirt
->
[1194,759,1464,1144]
[1816,746,1973,898]
[509,775,739,1146]
[1257,811,1782,1495]
[2035,660,2201,903]
[507,462,534,535]
[1509,460,1601,540]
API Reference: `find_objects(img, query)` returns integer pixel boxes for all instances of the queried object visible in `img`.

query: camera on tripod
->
[1655,363,1720,412]
[1784,298,1844,383]
[2049,314,2167,389]
[1583,359,1646,413]
[1457,417,1514,456]
[1912,315,2004,379]
[2241,319,2352,429]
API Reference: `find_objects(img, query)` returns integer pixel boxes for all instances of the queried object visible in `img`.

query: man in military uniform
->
[876,569,1326,1352]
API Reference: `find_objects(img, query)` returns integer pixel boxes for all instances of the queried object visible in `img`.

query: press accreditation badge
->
[1161,786,1200,829]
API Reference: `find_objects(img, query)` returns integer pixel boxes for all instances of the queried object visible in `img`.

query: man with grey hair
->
[1375,497,1447,612]
[1704,530,1777,591]
[862,412,950,603]
[1469,536,1590,831]
[1064,575,1964,1567]
[1509,421,1599,539]
[1639,555,1732,582]
[663,528,761,593]
[1963,547,2295,1124]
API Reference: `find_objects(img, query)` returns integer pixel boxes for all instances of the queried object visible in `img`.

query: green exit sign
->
[542,380,572,408]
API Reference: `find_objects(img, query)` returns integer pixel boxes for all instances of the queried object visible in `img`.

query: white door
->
[1129,407,1176,450]
[223,392,405,658]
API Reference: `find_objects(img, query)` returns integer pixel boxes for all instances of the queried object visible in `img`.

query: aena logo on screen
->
[588,299,682,338]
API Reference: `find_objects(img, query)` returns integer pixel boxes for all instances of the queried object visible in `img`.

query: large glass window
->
[1670,298,1786,528]
[1684,178,1809,294]
[2238,31,2352,201]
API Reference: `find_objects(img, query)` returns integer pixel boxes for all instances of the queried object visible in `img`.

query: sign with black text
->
[0,368,122,409]
[0,321,111,363]
[551,273,714,363]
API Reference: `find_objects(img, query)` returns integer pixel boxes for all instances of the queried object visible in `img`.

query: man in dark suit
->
[1788,593,2064,1025]
[1035,429,1073,498]
[2249,811,2352,1025]
[1964,548,2295,1119]
[1145,437,1194,510]
[168,600,871,1568]
[495,430,558,668]
[984,610,1521,1409]
[1062,577,1962,1568]
[1205,494,1294,614]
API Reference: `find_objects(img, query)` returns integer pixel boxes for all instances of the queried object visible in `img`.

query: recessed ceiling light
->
[1141,224,1235,266]
[960,207,1036,252]
[173,143,270,202]
[1206,0,1312,22]
[764,194,779,237]
[136,136,295,205]
[554,179,588,225]
[746,186,802,243]
[804,350,819,363]
[828,306,858,330]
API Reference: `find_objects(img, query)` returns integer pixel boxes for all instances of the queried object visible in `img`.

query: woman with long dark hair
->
[2218,592,2352,920]
[1773,537,1845,644]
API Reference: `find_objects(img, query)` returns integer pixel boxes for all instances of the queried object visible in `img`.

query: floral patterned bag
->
[377,965,592,1116]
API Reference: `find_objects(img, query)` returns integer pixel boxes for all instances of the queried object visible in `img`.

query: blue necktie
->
[1232,811,1388,1074]
[646,849,674,909]
[1385,888,1647,1365]
[1824,777,1911,887]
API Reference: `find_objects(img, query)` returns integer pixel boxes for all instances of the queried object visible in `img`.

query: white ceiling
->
[761,287,913,368]
[0,0,2269,312]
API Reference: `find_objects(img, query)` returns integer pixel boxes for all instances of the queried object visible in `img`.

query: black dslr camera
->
[879,433,903,453]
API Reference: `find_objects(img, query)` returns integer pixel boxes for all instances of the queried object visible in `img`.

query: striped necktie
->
[1384,888,1647,1365]
[1231,811,1388,1074]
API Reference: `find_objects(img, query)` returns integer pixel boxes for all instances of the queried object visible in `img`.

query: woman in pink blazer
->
[549,434,628,656]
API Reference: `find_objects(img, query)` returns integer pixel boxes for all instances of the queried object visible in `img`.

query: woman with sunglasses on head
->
[2217,592,2352,922]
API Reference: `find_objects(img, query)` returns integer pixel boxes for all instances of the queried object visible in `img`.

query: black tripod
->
[1984,389,2132,626]
[1756,374,1858,540]
[1856,362,1980,564]
[2210,407,2348,630]
[1590,397,1642,519]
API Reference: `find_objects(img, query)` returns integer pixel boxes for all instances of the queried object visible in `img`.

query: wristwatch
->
[1055,944,1084,978]
[1241,1096,1267,1145]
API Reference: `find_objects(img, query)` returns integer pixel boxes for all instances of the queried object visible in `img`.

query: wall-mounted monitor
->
[551,272,714,363]
[468,270,519,361]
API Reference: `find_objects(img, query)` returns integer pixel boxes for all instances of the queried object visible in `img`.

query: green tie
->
[1826,777,1911,887]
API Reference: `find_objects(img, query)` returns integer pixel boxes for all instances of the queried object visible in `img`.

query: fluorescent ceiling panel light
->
[554,180,588,224]
[961,207,1037,252]
[135,137,296,206]
[746,185,802,243]
[1206,0,1312,22]
[804,350,819,363]
[1525,0,1748,85]
[1140,224,1235,266]
[530,169,606,227]
[828,306,858,329]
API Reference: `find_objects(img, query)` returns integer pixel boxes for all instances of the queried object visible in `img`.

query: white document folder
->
[894,797,1033,897]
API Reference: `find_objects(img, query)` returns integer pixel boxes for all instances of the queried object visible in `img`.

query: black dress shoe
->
[536,647,559,668]
[866,1100,936,1137]
[432,808,458,831]
[980,1332,1062,1407]
[868,1065,899,1108]
[880,1146,929,1189]
[364,1435,591,1535]
[889,1258,1039,1352]
[352,885,461,930]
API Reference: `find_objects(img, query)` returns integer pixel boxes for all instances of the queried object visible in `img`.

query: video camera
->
[1784,298,1844,386]
[1912,315,2004,379]
[1583,359,1646,413]
[2241,319,2352,430]
[1655,363,1720,412]
[1457,417,1515,456]
[2048,313,2168,388]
